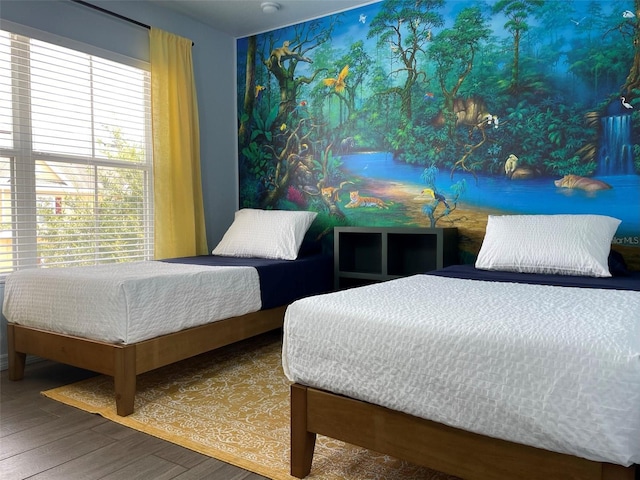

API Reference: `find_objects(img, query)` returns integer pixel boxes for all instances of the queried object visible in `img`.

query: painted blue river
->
[341,152,640,239]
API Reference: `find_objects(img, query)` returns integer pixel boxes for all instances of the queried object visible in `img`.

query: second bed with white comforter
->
[282,273,640,467]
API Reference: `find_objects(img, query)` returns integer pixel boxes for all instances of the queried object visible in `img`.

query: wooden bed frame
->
[7,305,286,416]
[290,383,638,480]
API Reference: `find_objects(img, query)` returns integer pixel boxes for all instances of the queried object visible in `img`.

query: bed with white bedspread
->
[284,214,640,480]
[284,273,640,467]
[5,252,332,417]
[5,208,332,416]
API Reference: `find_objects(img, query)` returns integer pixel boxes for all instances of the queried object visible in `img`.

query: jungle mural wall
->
[236,0,640,267]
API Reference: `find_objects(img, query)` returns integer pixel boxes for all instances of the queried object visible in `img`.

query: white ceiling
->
[148,0,375,38]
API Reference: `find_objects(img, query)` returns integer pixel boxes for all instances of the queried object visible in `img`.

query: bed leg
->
[291,383,317,478]
[114,345,136,416]
[7,324,26,381]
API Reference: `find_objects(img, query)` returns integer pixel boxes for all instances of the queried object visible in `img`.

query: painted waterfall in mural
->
[237,0,640,264]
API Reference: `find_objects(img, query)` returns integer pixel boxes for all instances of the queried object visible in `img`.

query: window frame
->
[0,24,153,276]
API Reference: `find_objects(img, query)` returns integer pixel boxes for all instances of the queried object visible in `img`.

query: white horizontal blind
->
[0,29,153,274]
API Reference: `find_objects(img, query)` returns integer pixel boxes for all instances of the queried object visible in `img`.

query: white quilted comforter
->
[3,261,261,344]
[282,274,640,466]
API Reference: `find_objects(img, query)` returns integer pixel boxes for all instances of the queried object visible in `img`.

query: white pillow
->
[475,214,621,277]
[212,209,317,260]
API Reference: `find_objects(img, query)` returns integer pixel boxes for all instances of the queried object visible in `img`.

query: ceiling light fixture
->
[261,2,280,14]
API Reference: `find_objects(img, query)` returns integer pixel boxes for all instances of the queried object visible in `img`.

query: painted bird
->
[621,97,633,109]
[421,188,450,208]
[485,114,500,128]
[323,65,349,93]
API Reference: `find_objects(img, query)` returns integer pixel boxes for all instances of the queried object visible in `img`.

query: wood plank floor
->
[3,361,639,480]
[0,360,268,480]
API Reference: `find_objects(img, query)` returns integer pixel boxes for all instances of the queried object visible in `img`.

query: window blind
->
[0,28,153,274]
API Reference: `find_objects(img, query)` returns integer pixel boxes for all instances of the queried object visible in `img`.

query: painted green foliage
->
[236,0,640,245]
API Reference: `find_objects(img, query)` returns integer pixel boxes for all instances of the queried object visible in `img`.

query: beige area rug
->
[42,331,458,480]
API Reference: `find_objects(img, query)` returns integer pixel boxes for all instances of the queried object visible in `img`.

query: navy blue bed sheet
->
[162,253,333,309]
[427,264,640,291]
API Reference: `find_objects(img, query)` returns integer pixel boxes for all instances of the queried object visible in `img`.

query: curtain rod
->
[70,0,194,46]
[71,0,150,30]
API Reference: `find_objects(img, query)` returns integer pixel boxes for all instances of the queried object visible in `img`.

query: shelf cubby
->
[334,227,458,290]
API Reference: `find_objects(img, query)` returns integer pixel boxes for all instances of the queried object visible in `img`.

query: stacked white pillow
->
[475,214,621,277]
[212,208,317,260]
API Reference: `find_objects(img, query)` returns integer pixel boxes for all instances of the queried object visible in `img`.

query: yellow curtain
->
[150,28,208,259]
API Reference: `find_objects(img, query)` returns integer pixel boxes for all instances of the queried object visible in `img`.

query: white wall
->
[0,0,238,364]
